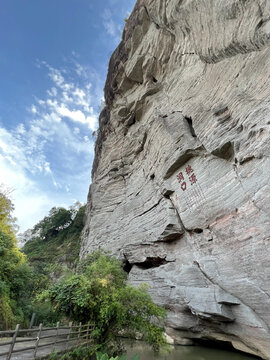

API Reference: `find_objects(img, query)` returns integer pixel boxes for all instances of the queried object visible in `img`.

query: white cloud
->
[31,105,38,114]
[46,66,65,87]
[56,105,97,130]
[101,8,123,42]
[73,127,80,135]
[0,155,55,232]
[44,161,52,174]
[104,19,117,37]
[75,63,84,76]
[0,60,100,232]
[39,62,99,130]
[103,8,112,20]
[47,87,57,97]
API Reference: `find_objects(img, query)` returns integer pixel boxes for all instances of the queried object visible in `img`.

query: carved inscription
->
[176,164,205,208]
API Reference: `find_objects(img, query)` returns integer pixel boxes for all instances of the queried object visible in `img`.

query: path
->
[0,328,88,360]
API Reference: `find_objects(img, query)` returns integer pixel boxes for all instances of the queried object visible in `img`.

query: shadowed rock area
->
[80,0,270,358]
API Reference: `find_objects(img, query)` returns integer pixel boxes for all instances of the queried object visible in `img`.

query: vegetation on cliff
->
[1,193,166,357]
[42,251,166,354]
[20,204,86,324]
[0,189,33,328]
[0,194,86,330]
[22,204,85,279]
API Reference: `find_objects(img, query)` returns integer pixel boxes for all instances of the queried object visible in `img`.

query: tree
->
[33,207,73,240]
[0,186,17,235]
[0,190,33,329]
[22,205,86,280]
[41,252,166,353]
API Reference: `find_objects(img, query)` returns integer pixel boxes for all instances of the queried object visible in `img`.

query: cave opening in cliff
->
[193,338,247,354]
[123,259,133,273]
[135,256,168,269]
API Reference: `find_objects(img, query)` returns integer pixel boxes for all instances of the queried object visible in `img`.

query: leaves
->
[0,192,33,329]
[22,205,86,282]
[42,251,166,351]
[96,352,140,360]
[33,207,73,241]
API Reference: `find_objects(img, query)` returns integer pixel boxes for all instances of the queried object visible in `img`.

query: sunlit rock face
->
[80,0,270,358]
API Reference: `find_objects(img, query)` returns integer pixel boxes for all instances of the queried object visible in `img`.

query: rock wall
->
[80,1,270,358]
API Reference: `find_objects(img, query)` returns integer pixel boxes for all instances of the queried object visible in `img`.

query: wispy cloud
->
[101,8,123,43]
[0,60,101,232]
[38,61,99,131]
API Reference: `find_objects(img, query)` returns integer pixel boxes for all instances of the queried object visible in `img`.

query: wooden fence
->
[0,322,92,360]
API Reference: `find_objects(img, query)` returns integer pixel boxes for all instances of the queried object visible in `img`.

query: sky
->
[0,0,136,232]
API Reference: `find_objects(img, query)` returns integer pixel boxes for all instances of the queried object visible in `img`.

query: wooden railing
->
[0,321,93,359]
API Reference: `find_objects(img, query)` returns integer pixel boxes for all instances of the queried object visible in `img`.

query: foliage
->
[33,207,73,241]
[0,191,86,329]
[19,204,86,326]
[0,190,34,329]
[31,302,61,326]
[49,345,97,360]
[0,186,17,234]
[96,352,139,360]
[41,252,166,352]
[22,205,86,279]
[48,346,139,360]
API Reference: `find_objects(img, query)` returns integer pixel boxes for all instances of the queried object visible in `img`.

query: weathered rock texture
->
[81,0,270,358]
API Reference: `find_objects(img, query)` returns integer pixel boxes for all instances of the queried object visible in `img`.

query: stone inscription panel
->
[175,163,206,209]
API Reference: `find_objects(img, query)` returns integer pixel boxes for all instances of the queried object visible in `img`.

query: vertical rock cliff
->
[81,1,270,358]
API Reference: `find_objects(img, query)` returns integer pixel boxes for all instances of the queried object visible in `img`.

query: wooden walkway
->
[0,322,92,360]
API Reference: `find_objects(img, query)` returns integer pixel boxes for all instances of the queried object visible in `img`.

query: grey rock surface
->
[81,0,270,358]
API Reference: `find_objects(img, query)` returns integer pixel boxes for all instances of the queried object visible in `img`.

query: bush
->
[0,191,34,329]
[22,205,86,279]
[42,252,166,352]
[49,347,139,360]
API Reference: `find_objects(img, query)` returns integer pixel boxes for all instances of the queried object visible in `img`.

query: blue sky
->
[0,0,135,232]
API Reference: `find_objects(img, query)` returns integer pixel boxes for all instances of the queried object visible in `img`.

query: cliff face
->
[80,1,270,358]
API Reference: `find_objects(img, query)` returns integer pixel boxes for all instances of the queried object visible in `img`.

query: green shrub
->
[0,191,34,329]
[22,205,86,279]
[42,252,166,352]
[96,351,139,360]
[49,347,139,360]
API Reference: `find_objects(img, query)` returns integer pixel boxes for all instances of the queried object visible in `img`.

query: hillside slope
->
[23,205,85,278]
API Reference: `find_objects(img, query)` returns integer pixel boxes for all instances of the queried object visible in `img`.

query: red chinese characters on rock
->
[185,164,193,176]
[189,173,197,185]
[176,164,197,191]
[176,172,184,182]
[185,165,197,185]
[176,171,187,191]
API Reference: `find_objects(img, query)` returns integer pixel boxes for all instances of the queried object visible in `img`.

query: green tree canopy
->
[22,205,86,281]
[0,189,33,329]
[33,207,73,240]
[41,252,166,352]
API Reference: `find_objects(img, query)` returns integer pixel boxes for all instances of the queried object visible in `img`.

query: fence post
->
[77,322,82,345]
[29,312,36,329]
[86,321,90,341]
[7,324,20,360]
[66,321,73,350]
[54,321,60,347]
[33,323,43,359]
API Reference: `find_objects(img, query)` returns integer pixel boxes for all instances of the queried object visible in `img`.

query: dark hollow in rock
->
[185,116,197,138]
[123,259,133,273]
[211,141,234,161]
[135,256,169,269]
